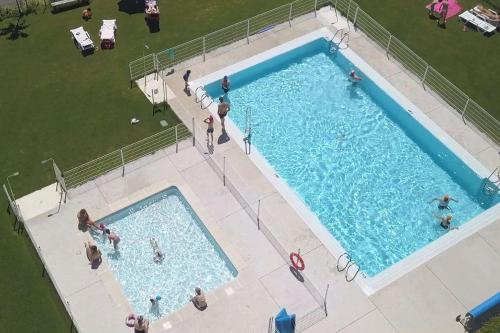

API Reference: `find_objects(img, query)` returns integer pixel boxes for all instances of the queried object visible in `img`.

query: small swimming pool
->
[93,187,237,320]
[198,34,499,279]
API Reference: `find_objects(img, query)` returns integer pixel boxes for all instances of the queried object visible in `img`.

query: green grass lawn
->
[354,0,500,120]
[0,0,499,331]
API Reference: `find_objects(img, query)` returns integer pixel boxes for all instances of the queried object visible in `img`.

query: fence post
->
[246,19,250,44]
[346,0,351,31]
[421,65,429,89]
[223,156,226,186]
[257,199,261,230]
[353,6,359,29]
[202,37,206,62]
[314,0,318,16]
[175,125,179,153]
[461,98,470,125]
[120,149,125,177]
[386,34,392,59]
[334,0,338,21]
[288,3,293,27]
[192,117,195,146]
[324,283,330,317]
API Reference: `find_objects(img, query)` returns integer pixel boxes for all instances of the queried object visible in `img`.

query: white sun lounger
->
[70,26,95,53]
[459,10,496,34]
[99,19,117,48]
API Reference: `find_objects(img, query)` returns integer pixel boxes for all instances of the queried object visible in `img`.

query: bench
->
[50,0,88,12]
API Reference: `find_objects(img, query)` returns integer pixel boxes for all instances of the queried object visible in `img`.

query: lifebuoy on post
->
[290,252,305,271]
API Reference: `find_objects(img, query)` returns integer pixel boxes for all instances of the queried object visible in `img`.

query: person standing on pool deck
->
[429,194,458,211]
[183,70,191,91]
[204,114,214,145]
[217,96,230,131]
[221,75,230,94]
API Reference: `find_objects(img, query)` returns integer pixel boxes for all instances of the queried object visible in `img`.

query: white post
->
[334,0,338,22]
[288,3,293,27]
[202,37,206,62]
[461,98,470,125]
[120,149,125,177]
[257,199,261,230]
[314,0,318,16]
[143,52,147,89]
[192,117,195,146]
[246,19,250,44]
[175,125,178,153]
[346,1,351,31]
[421,65,429,89]
[353,6,359,28]
[386,34,392,59]
[324,283,330,317]
[223,156,226,186]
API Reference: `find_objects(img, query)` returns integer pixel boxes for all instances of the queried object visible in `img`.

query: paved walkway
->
[18,6,500,333]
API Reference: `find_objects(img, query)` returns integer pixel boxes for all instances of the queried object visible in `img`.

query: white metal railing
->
[63,123,191,189]
[333,0,500,145]
[129,0,499,145]
[132,0,330,77]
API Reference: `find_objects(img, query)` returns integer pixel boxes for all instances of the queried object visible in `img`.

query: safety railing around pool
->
[332,0,500,146]
[62,123,192,189]
[130,0,500,147]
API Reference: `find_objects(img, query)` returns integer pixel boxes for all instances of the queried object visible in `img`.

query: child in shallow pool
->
[105,229,121,249]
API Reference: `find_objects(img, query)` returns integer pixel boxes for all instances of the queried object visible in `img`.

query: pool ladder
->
[243,106,252,154]
[194,86,213,109]
[330,29,350,54]
[483,166,500,195]
[337,252,361,282]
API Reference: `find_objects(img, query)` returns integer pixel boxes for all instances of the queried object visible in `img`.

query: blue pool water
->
[205,39,499,277]
[93,187,237,319]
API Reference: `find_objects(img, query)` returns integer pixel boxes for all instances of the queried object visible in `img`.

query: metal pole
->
[143,50,146,89]
[257,199,261,230]
[346,0,351,31]
[151,89,155,114]
[353,6,359,29]
[461,98,470,125]
[223,156,226,186]
[314,0,318,17]
[246,19,250,44]
[324,283,330,317]
[202,37,206,62]
[192,117,195,146]
[163,80,167,112]
[120,149,125,177]
[175,125,179,153]
[334,0,338,21]
[288,3,293,27]
[421,65,429,89]
[386,35,392,59]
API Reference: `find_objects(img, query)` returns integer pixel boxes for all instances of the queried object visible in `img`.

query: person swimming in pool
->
[429,194,458,211]
[150,238,165,263]
[221,75,230,94]
[349,70,362,82]
[434,214,456,230]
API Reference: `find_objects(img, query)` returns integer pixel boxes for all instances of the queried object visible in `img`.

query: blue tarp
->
[275,308,296,333]
[469,292,500,318]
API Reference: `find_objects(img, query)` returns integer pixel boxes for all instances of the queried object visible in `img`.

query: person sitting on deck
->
[84,241,102,264]
[190,287,207,310]
[77,209,100,231]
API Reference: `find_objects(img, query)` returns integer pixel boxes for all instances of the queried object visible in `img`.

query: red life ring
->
[290,252,305,271]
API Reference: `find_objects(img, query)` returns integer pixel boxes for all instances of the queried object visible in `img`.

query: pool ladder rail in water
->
[329,29,350,54]
[483,166,500,196]
[337,252,364,282]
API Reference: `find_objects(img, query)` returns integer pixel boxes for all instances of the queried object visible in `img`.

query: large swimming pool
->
[93,187,237,319]
[202,37,499,277]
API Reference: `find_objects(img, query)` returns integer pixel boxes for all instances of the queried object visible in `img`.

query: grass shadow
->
[0,17,29,40]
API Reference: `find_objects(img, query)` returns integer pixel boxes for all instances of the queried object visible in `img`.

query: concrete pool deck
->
[18,6,500,333]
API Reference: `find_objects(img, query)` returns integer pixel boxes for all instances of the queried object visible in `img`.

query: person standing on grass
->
[217,96,230,131]
[438,0,449,25]
[183,70,191,91]
[204,114,214,145]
